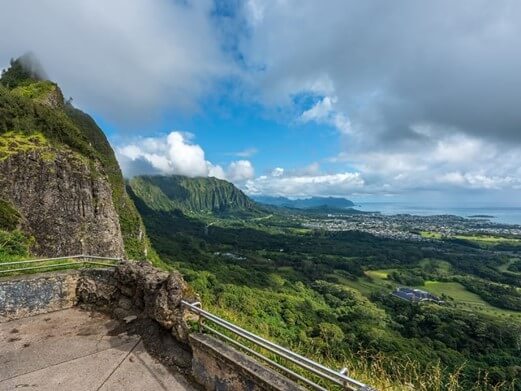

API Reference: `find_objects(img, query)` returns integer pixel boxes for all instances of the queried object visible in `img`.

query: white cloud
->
[230,147,258,158]
[301,96,336,122]
[245,170,364,197]
[117,131,254,183]
[207,163,226,180]
[237,0,521,198]
[118,131,209,177]
[300,96,351,134]
[117,126,521,197]
[271,167,284,177]
[241,0,521,145]
[0,0,231,125]
[227,160,255,182]
[341,128,521,193]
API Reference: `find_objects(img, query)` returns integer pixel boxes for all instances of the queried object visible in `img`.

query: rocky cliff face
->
[0,55,153,259]
[0,144,124,257]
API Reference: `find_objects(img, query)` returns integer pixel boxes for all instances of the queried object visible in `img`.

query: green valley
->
[128,174,521,391]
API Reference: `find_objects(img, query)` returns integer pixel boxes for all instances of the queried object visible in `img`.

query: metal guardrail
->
[0,254,121,274]
[181,300,376,391]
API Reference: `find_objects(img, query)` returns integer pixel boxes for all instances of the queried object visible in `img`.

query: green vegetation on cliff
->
[0,56,154,260]
[128,175,262,217]
[0,198,21,231]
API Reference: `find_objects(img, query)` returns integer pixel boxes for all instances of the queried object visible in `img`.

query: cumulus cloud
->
[118,132,211,177]
[245,165,364,197]
[235,1,521,197]
[271,167,284,177]
[0,0,231,124]
[227,160,255,182]
[117,131,253,182]
[300,96,351,134]
[243,128,521,197]
[343,130,521,193]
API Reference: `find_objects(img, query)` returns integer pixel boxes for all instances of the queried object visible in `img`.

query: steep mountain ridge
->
[0,55,154,259]
[128,175,261,216]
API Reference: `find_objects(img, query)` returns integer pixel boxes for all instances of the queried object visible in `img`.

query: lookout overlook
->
[1,308,195,390]
[0,256,373,391]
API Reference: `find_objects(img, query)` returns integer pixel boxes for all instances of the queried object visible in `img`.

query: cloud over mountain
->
[117,132,254,182]
[0,0,230,124]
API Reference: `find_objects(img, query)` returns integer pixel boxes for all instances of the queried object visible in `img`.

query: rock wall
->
[0,148,125,257]
[0,271,79,322]
[77,261,196,343]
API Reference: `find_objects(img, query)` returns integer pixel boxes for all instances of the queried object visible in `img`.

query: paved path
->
[0,308,195,390]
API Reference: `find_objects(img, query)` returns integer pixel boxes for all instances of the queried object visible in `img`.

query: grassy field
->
[497,258,521,273]
[420,231,443,239]
[453,234,521,244]
[331,273,388,295]
[460,234,521,243]
[419,280,521,319]
[420,231,521,247]
[349,267,521,320]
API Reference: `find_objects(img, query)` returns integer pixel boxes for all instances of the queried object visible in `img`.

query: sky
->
[1,0,521,203]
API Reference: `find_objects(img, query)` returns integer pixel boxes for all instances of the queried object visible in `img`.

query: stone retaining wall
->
[77,261,196,343]
[0,271,79,322]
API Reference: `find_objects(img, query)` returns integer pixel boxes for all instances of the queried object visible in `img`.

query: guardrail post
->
[339,368,349,390]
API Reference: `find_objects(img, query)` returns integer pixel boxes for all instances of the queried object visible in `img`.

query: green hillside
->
[128,175,261,217]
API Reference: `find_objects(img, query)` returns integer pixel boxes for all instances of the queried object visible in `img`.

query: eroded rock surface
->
[77,261,195,343]
[0,149,125,257]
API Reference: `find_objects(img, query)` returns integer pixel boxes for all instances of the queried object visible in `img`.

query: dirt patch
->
[108,315,192,370]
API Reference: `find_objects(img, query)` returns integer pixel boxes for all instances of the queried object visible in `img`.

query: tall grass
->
[195,303,516,391]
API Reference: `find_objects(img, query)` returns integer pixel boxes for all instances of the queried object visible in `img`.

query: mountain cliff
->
[127,175,261,216]
[0,55,153,259]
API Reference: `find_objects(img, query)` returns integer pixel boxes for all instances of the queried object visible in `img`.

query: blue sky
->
[98,92,340,178]
[2,0,521,202]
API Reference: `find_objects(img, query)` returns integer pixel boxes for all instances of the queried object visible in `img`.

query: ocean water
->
[355,202,521,226]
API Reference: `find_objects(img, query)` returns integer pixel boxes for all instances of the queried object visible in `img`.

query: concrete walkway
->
[0,308,195,390]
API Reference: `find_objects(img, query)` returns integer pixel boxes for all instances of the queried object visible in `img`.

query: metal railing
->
[0,254,121,275]
[181,300,375,391]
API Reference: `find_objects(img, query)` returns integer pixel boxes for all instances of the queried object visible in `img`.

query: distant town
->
[301,212,521,241]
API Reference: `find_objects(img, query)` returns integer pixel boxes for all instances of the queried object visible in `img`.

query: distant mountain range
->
[253,195,355,209]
